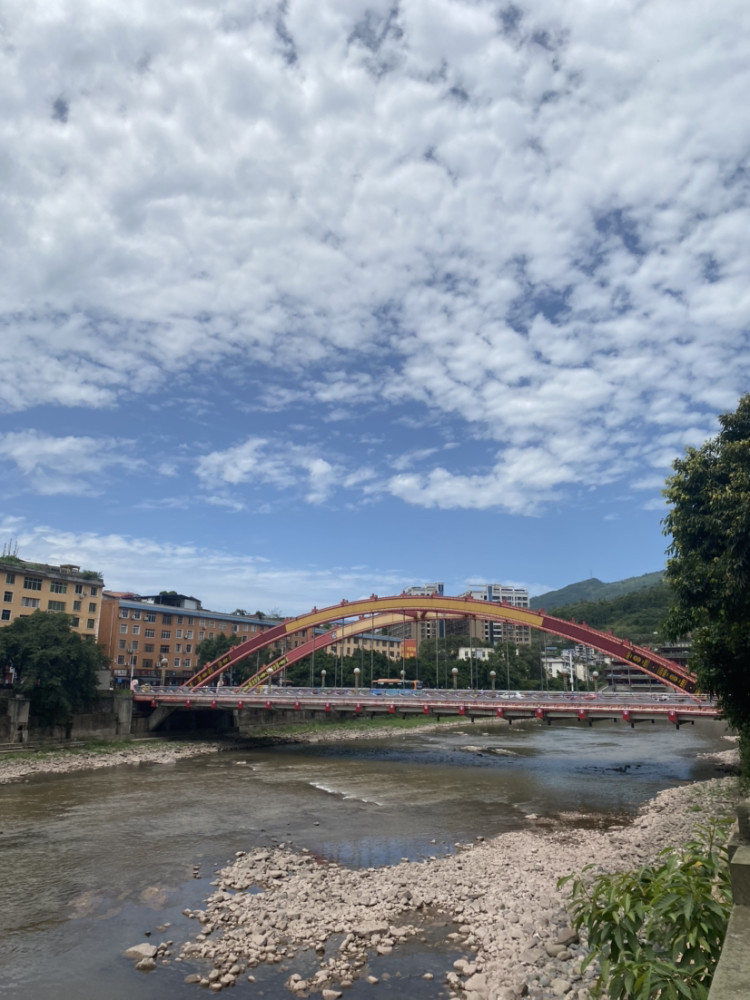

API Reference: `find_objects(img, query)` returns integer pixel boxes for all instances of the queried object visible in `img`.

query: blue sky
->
[1,0,749,616]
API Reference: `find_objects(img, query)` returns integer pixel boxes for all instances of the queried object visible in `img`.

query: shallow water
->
[0,718,731,999]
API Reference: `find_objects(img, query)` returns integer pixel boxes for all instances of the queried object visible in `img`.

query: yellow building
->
[0,558,104,640]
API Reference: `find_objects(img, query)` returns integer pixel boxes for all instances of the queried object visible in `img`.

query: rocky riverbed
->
[168,774,739,1000]
[0,740,222,783]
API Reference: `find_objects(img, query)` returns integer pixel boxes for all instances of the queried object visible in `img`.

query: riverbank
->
[0,739,223,784]
[0,716,471,784]
[174,775,740,1000]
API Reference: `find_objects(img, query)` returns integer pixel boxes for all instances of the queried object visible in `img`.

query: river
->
[0,718,732,999]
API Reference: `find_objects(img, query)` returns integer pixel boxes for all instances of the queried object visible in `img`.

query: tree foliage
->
[662,394,750,773]
[559,820,733,1000]
[0,611,108,723]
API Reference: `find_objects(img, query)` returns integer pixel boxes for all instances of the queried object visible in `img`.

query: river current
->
[0,719,732,999]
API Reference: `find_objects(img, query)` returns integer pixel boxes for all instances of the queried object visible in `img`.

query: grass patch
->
[242,713,470,741]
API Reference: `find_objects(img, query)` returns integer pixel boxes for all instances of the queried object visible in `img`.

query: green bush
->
[558,820,733,1000]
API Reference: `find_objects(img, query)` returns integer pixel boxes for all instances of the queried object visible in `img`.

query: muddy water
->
[0,719,731,999]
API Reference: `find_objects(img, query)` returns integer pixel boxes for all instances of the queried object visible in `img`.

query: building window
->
[173,658,180,667]
[50,582,67,594]
[145,613,156,622]
[132,610,140,619]
[144,644,154,653]
[144,629,155,638]
[21,597,40,608]
[75,583,83,594]
[188,616,194,625]
[159,645,169,654]
[73,600,81,611]
[88,602,97,613]
[118,639,126,649]
[120,624,127,633]
[161,630,171,639]
[177,616,184,625]
[199,619,206,627]
[6,573,15,584]
[90,586,98,596]
[175,643,182,653]
[183,658,191,668]
[232,624,239,633]
[132,625,140,634]
[87,619,95,629]
[24,577,42,591]
[142,658,153,670]
[185,644,192,653]
[117,655,125,665]
[175,628,183,638]
[3,591,12,602]
[120,610,129,618]
[1,609,10,621]
[198,631,205,640]
[162,615,172,625]
[130,641,139,651]
[70,617,79,627]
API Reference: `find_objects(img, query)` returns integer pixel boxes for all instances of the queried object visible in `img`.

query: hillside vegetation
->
[529,571,664,611]
[544,582,673,646]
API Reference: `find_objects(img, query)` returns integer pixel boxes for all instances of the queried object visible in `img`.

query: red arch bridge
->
[133,594,720,728]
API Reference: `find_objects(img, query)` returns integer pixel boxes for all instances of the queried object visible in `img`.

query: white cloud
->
[0,430,141,495]
[1,0,748,514]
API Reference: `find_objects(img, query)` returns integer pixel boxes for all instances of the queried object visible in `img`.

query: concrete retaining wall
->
[708,798,750,1000]
[0,693,132,743]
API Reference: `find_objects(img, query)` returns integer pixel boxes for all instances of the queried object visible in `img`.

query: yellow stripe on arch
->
[282,596,545,634]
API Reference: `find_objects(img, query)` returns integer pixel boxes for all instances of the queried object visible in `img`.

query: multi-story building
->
[464,584,532,646]
[0,557,104,640]
[99,592,284,685]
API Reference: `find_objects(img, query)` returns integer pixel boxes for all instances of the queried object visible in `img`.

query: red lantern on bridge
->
[535,707,544,719]
[211,700,217,708]
[496,707,504,718]
[422,704,430,714]
[185,699,191,708]
[150,700,156,708]
[622,709,631,723]
[355,703,362,715]
[325,702,331,713]
[668,710,678,725]
[577,709,587,722]
[237,700,243,709]
[294,701,301,710]
[458,705,466,716]
[388,703,396,714]
[265,700,272,710]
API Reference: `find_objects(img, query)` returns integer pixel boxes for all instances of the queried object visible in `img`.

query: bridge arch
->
[184,594,697,695]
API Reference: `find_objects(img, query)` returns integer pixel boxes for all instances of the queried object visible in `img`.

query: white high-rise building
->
[464,583,531,646]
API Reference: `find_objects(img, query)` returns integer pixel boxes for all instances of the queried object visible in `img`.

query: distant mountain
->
[529,571,665,610]
[537,582,673,646]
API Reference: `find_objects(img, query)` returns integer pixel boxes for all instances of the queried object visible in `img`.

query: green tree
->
[0,611,109,724]
[662,394,750,776]
[196,632,242,667]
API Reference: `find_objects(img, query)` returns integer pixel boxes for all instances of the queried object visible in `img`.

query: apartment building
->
[0,557,104,640]
[99,592,283,685]
[464,583,532,646]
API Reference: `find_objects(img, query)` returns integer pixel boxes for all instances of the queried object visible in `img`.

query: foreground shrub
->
[558,819,733,1000]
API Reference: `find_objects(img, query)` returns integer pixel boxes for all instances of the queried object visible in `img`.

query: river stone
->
[135,957,156,972]
[465,972,488,991]
[124,943,158,960]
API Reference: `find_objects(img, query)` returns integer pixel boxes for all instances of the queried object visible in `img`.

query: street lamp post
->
[321,669,326,689]
[400,669,405,689]
[159,657,168,687]
[490,669,496,691]
[452,666,458,689]
[592,670,599,693]
[353,667,360,691]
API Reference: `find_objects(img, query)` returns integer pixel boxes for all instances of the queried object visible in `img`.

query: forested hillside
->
[529,571,664,610]
[545,582,673,645]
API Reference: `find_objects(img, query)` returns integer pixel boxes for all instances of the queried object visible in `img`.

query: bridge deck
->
[133,688,719,727]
